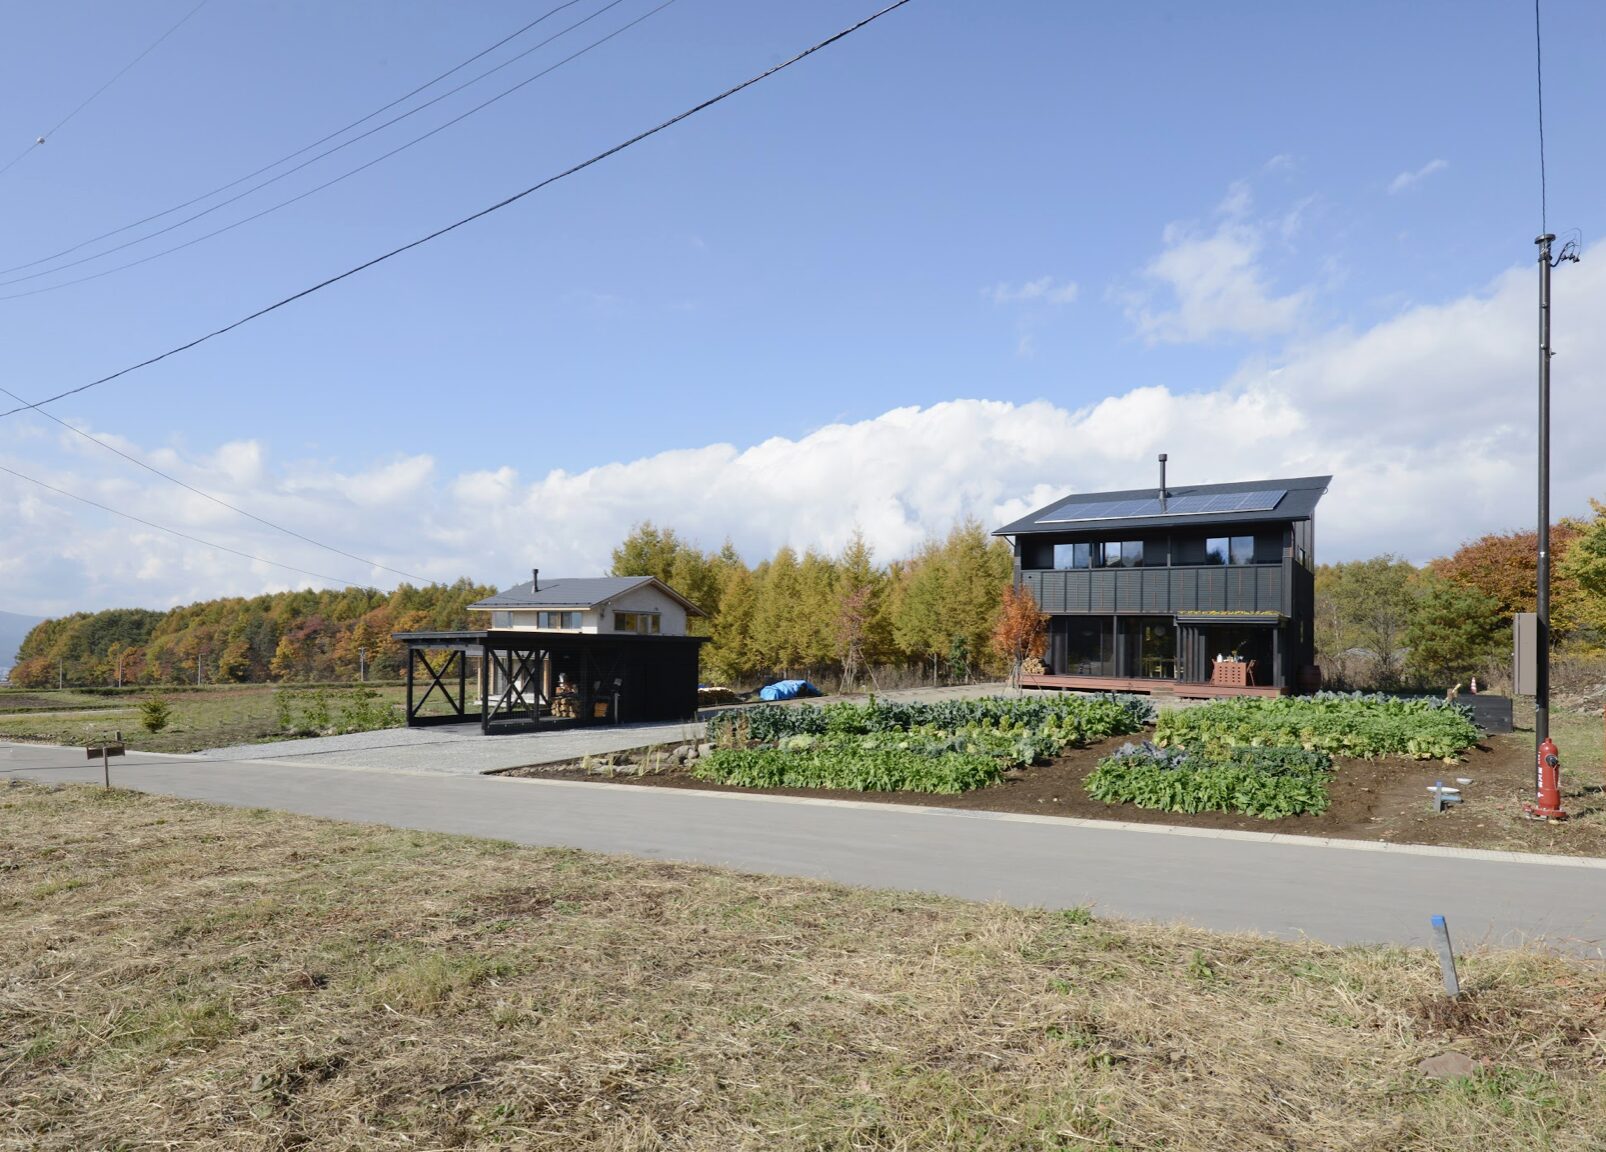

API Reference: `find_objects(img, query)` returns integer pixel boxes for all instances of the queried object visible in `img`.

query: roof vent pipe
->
[1158,453,1168,511]
[531,568,539,592]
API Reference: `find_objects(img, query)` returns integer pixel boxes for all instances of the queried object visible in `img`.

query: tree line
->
[7,580,496,688]
[610,520,1017,688]
[7,519,1020,690]
[1316,500,1606,689]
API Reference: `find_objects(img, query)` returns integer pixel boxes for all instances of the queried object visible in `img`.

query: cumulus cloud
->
[1388,158,1448,194]
[984,276,1079,305]
[3,244,1604,617]
[1124,182,1311,344]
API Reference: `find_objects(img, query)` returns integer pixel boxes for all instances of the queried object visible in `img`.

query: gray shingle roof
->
[468,576,706,615]
[995,474,1331,536]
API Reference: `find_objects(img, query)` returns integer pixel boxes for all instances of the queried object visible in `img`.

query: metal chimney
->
[1158,453,1168,510]
[531,568,540,592]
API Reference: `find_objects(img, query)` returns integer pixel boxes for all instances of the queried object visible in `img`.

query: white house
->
[466,571,705,637]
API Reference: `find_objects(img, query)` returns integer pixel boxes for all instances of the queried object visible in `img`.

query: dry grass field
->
[2,782,1604,1151]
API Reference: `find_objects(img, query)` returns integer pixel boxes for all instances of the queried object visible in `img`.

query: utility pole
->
[359,646,367,683]
[196,652,203,687]
[1526,232,1578,821]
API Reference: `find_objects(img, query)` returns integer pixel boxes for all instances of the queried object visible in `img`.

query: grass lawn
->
[3,784,1603,1151]
[0,684,407,753]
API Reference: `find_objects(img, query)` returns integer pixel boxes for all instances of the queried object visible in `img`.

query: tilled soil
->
[501,730,1606,856]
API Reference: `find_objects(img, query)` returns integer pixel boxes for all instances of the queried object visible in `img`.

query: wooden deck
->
[1019,673,1286,699]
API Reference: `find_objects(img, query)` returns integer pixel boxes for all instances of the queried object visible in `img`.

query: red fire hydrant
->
[1524,737,1568,821]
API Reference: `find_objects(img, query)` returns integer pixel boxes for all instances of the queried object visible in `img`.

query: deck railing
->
[1020,563,1286,616]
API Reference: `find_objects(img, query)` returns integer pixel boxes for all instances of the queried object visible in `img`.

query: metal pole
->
[1535,233,1553,753]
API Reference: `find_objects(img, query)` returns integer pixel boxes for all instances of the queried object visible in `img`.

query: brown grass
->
[2,782,1603,1151]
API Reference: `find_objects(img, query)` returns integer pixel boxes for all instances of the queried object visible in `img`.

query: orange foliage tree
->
[1430,520,1605,640]
[990,583,1048,688]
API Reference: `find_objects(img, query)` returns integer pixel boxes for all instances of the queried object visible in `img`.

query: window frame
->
[613,610,662,635]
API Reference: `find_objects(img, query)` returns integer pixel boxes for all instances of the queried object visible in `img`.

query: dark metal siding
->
[1021,564,1286,615]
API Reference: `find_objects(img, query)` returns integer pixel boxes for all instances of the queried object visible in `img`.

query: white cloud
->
[1388,158,1448,194]
[3,245,1604,616]
[984,276,1079,305]
[1126,216,1310,344]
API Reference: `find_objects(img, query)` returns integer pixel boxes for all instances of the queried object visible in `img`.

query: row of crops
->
[698,690,1484,822]
[698,695,1155,794]
[1088,692,1483,819]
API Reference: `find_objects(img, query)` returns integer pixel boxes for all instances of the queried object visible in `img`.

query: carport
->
[393,629,706,733]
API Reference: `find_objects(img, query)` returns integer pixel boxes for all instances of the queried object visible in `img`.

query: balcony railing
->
[1021,563,1286,616]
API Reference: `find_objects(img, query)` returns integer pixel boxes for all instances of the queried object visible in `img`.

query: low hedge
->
[1086,742,1333,820]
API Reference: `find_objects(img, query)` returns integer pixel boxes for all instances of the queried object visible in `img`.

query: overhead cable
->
[0,0,648,292]
[0,382,426,582]
[0,461,371,587]
[0,0,916,422]
[0,0,589,275]
[0,0,674,301]
[0,0,213,180]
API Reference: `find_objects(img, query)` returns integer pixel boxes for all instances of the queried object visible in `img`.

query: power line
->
[0,382,427,583]
[0,0,916,422]
[1534,0,1548,234]
[0,0,646,292]
[0,461,370,587]
[0,0,590,276]
[0,0,673,302]
[0,0,212,180]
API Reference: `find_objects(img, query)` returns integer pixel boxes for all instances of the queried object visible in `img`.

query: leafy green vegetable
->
[1086,742,1333,819]
[1154,693,1479,762]
[708,693,1153,750]
[693,742,1003,794]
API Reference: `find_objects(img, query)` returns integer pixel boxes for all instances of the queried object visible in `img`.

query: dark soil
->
[500,729,1606,856]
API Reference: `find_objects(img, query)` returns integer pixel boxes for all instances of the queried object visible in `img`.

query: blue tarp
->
[759,679,822,701]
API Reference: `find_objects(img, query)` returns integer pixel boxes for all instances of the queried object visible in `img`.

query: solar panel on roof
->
[1037,488,1285,524]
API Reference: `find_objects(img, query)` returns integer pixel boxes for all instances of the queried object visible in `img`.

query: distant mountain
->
[0,610,44,679]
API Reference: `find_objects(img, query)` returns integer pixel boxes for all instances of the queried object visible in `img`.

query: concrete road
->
[5,740,1603,958]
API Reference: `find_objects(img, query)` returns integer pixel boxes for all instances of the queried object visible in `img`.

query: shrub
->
[1086,741,1333,819]
[1154,693,1480,762]
[139,696,172,734]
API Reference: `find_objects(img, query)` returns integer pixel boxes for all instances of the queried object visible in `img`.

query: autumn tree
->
[991,583,1048,688]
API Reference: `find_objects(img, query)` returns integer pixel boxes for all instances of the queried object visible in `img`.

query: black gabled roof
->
[994,474,1331,536]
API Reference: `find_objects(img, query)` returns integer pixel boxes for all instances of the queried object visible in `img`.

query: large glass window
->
[536,610,582,629]
[1103,541,1143,568]
[1229,536,1256,565]
[1052,542,1094,570]
[1204,538,1227,565]
[1120,616,1176,679]
[614,611,661,635]
[1061,617,1114,676]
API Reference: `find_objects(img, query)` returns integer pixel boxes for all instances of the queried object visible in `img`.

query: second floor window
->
[614,611,661,635]
[1053,542,1094,569]
[1103,541,1143,568]
[1206,536,1257,565]
[536,611,582,629]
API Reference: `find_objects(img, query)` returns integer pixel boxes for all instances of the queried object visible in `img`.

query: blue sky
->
[2,1,1605,615]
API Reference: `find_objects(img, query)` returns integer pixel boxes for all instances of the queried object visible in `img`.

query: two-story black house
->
[993,461,1329,696]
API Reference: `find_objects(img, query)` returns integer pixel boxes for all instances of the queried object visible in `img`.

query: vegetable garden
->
[697,695,1153,794]
[1090,692,1484,820]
